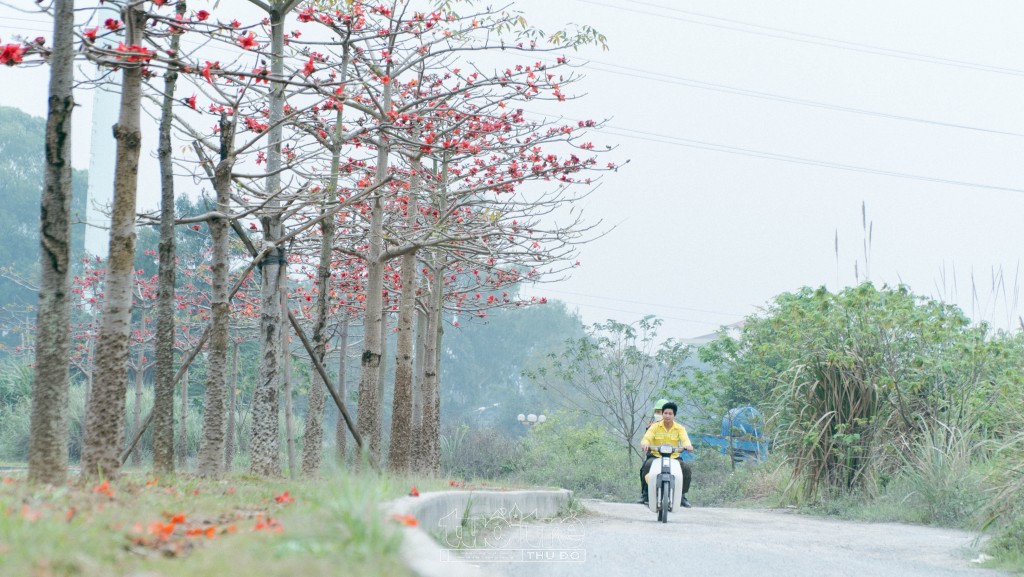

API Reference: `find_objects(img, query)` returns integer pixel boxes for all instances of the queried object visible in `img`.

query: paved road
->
[459,500,1006,577]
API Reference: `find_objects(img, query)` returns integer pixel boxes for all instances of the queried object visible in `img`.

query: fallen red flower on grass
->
[389,513,418,527]
[20,505,41,522]
[148,521,176,540]
[253,517,283,533]
[185,526,218,539]
[93,480,114,497]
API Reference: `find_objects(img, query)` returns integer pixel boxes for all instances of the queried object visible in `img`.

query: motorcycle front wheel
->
[658,479,671,523]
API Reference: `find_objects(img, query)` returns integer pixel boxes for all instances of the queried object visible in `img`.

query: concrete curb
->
[389,489,574,577]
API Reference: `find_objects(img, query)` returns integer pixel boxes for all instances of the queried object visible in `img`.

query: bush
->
[0,359,33,406]
[889,422,990,527]
[989,509,1024,562]
[797,422,994,528]
[690,450,788,507]
[441,424,524,480]
[0,397,31,462]
[984,423,1024,568]
[515,415,636,501]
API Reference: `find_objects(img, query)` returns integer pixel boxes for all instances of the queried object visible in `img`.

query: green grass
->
[0,469,422,577]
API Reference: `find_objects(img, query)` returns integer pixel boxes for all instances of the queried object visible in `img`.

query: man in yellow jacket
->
[639,401,693,507]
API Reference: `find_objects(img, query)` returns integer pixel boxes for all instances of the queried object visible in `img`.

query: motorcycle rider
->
[638,401,693,507]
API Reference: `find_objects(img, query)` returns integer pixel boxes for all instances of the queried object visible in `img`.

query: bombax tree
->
[13,0,614,481]
[287,0,612,472]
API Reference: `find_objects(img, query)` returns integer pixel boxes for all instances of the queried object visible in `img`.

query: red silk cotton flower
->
[0,44,25,66]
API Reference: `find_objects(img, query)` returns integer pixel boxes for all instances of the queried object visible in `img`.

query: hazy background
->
[3,0,1023,340]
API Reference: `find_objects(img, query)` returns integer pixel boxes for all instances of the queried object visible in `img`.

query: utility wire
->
[524,106,1024,193]
[577,58,1024,138]
[7,15,1023,137]
[632,0,1024,76]
[595,123,1024,194]
[574,0,1024,78]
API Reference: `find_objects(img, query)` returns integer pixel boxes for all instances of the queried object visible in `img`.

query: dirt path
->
[459,500,1005,577]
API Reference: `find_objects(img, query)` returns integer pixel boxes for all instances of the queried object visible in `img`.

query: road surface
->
[456,500,1005,577]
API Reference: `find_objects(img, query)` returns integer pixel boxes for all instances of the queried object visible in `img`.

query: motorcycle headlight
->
[658,444,673,454]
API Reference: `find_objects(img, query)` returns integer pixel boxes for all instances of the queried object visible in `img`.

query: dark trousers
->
[640,455,691,496]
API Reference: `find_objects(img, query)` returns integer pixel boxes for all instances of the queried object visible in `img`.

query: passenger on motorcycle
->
[637,398,667,500]
[647,398,668,429]
[638,401,693,507]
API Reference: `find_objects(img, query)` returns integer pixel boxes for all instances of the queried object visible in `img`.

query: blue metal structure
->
[693,407,770,463]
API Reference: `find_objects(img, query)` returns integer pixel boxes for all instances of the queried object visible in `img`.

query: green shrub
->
[983,423,1024,569]
[889,422,990,527]
[0,359,33,406]
[989,508,1024,562]
[515,415,635,500]
[0,397,31,462]
[690,451,788,507]
[440,425,524,480]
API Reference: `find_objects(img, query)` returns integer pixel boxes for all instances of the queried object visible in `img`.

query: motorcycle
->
[645,444,688,523]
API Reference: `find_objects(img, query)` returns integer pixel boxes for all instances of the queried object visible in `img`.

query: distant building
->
[681,320,746,347]
[85,83,119,259]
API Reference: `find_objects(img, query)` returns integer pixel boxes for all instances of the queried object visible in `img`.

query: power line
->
[639,1,1024,75]
[7,14,1022,138]
[0,23,51,35]
[524,106,1024,193]
[576,58,1024,138]
[595,123,1024,194]
[574,0,1024,78]
[0,15,51,25]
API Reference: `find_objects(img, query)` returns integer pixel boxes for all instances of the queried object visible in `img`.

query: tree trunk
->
[334,313,350,462]
[419,254,443,475]
[249,7,287,478]
[388,160,421,474]
[152,0,184,475]
[302,82,348,475]
[178,367,189,469]
[282,287,297,480]
[81,5,145,481]
[419,156,448,475]
[412,306,427,467]
[356,77,392,468]
[196,116,235,479]
[225,338,239,471]
[131,318,146,468]
[84,338,95,410]
[379,310,388,424]
[28,0,75,486]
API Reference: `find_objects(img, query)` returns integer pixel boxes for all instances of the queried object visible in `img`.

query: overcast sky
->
[3,0,1024,341]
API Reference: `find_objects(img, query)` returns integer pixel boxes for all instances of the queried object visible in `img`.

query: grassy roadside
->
[0,462,560,577]
[0,467,463,577]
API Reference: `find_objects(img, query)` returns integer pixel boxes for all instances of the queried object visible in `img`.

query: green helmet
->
[653,399,670,411]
